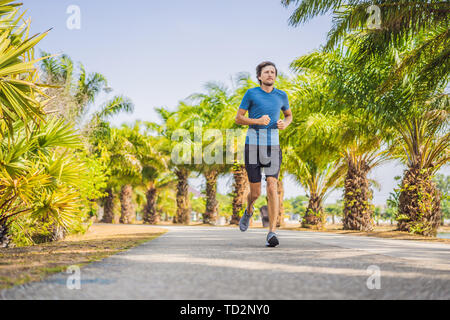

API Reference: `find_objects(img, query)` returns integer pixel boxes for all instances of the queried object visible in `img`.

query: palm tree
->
[90,123,141,224]
[0,4,50,135]
[112,127,141,224]
[283,114,345,229]
[86,96,135,224]
[184,81,238,224]
[142,173,176,224]
[280,0,450,88]
[39,53,109,125]
[391,94,449,236]
[0,2,92,246]
[74,65,109,124]
[101,187,115,224]
[280,72,346,229]
[174,167,191,224]
[286,153,345,229]
[39,53,77,119]
[151,106,195,224]
[119,184,135,224]
[348,51,448,236]
[0,117,85,246]
[291,48,397,231]
[339,130,390,231]
[122,121,175,225]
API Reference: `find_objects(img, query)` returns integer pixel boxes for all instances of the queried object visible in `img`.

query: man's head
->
[257,61,278,86]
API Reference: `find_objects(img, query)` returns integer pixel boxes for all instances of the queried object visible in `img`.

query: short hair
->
[256,61,278,85]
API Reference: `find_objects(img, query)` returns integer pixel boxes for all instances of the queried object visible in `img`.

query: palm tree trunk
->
[397,163,442,236]
[174,168,191,224]
[50,226,66,241]
[343,159,374,231]
[231,164,249,224]
[302,193,324,229]
[119,184,135,224]
[0,220,11,248]
[203,170,219,224]
[143,182,159,224]
[277,178,285,227]
[101,188,115,223]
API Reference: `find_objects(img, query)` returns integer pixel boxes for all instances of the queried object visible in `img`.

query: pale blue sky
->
[22,0,448,205]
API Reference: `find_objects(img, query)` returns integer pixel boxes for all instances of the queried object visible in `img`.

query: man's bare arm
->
[277,109,293,130]
[235,109,270,126]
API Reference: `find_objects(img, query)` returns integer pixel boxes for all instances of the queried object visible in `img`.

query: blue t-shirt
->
[239,87,290,146]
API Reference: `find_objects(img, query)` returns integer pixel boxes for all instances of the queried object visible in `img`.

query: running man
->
[235,61,293,247]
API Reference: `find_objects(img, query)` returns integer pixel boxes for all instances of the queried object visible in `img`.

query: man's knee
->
[266,178,278,196]
[250,191,261,202]
[249,188,261,201]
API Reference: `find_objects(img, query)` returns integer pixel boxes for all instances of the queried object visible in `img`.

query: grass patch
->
[0,223,167,290]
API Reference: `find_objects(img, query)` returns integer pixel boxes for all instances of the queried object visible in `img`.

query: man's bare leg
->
[266,177,279,233]
[246,182,261,214]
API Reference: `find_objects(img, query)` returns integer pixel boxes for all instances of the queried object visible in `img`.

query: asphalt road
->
[1,225,449,299]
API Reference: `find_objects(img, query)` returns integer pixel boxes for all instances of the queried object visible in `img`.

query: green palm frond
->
[0,165,51,220]
[281,0,344,26]
[0,8,52,135]
[282,0,450,89]
[95,95,134,121]
[75,63,108,112]
[34,117,82,149]
[41,150,86,189]
[30,187,82,232]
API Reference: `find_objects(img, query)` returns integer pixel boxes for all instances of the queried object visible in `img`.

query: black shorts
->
[244,144,282,183]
